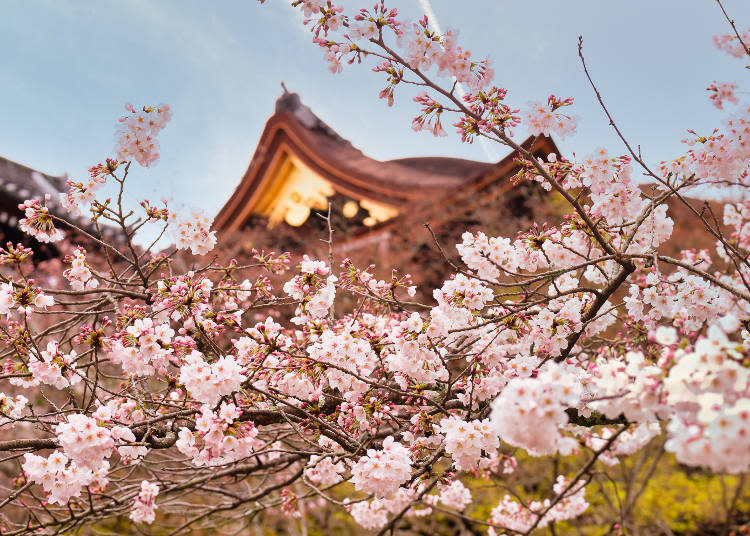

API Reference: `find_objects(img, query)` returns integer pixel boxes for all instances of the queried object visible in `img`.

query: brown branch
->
[716,0,750,58]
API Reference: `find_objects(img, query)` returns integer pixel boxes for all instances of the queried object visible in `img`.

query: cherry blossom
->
[523,95,578,139]
[438,479,472,511]
[130,480,160,524]
[18,196,64,243]
[170,210,218,255]
[4,4,750,534]
[439,416,499,472]
[115,103,172,167]
[63,247,98,291]
[350,436,412,498]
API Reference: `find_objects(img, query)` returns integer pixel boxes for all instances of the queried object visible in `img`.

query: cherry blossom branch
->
[715,0,750,58]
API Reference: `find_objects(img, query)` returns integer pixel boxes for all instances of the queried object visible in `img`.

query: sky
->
[1,0,749,230]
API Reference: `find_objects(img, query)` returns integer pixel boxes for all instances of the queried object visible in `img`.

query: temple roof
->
[271,92,496,192]
[0,156,123,246]
[0,156,67,205]
[214,91,558,233]
[0,156,68,231]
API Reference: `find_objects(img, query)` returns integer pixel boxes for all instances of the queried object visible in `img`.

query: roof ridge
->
[274,92,350,146]
[0,155,67,194]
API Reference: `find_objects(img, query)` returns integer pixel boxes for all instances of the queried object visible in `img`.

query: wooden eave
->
[336,134,561,240]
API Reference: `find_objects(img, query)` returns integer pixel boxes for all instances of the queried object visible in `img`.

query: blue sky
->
[1,0,749,227]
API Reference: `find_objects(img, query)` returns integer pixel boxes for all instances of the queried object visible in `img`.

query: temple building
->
[0,157,72,259]
[214,91,560,277]
[0,157,120,261]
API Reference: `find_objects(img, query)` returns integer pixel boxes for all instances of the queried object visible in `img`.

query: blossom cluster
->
[108,317,175,376]
[707,81,739,109]
[714,30,750,59]
[438,480,472,511]
[18,196,64,243]
[387,314,448,385]
[0,392,27,426]
[59,159,118,215]
[491,362,582,456]
[283,256,337,321]
[439,416,499,471]
[170,210,218,255]
[305,455,346,487]
[130,480,160,524]
[580,423,662,466]
[0,281,54,316]
[308,327,378,402]
[347,486,426,530]
[724,200,750,250]
[401,19,493,91]
[150,271,215,321]
[23,451,110,505]
[663,326,750,473]
[487,476,589,535]
[63,247,98,291]
[625,270,732,333]
[178,350,246,405]
[28,341,81,389]
[56,413,115,469]
[523,95,577,139]
[176,403,259,466]
[115,103,172,167]
[673,106,750,186]
[350,436,413,498]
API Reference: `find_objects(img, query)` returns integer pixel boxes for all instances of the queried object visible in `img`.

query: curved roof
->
[0,156,67,206]
[214,92,559,233]
[387,156,495,178]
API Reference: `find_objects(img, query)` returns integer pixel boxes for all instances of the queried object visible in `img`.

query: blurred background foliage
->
[82,433,748,536]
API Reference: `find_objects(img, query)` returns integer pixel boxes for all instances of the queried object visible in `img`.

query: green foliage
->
[628,464,748,534]
[579,449,749,535]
